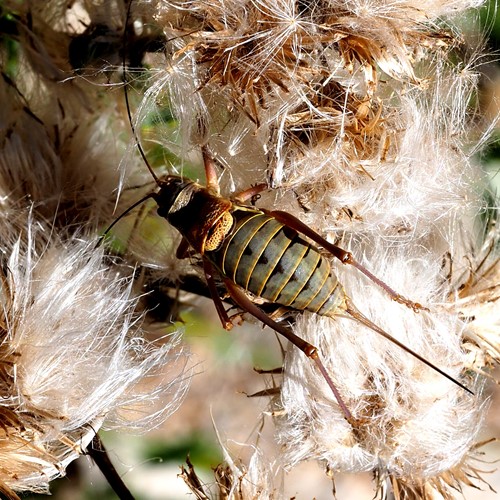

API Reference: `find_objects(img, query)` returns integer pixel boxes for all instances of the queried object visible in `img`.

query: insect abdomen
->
[210,211,345,317]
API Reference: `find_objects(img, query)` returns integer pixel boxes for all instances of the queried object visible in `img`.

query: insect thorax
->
[156,178,233,254]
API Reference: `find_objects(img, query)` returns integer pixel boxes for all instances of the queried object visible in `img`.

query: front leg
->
[232,183,268,204]
[202,259,233,330]
[201,146,267,205]
[201,145,220,194]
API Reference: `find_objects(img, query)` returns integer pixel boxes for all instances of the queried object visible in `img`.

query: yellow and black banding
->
[211,208,344,317]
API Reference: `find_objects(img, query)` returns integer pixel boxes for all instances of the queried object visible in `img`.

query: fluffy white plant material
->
[2,0,496,497]
[0,220,189,494]
[0,0,141,234]
[279,261,484,471]
[125,0,497,497]
[0,4,195,496]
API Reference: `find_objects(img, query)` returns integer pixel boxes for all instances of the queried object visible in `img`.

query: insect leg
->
[343,257,427,312]
[266,209,424,312]
[201,147,268,203]
[223,278,356,425]
[203,259,233,330]
[232,183,268,204]
[176,237,191,259]
[201,145,220,194]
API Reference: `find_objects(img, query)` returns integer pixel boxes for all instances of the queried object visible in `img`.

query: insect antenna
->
[122,0,160,185]
[94,1,161,248]
[95,191,155,248]
[344,298,474,395]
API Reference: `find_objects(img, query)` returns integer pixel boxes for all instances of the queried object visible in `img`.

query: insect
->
[104,0,473,427]
[106,146,473,426]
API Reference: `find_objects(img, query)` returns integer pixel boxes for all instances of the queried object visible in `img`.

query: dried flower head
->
[0,217,188,495]
[124,0,498,497]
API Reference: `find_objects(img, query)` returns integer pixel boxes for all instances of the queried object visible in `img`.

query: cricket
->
[102,95,474,430]
[102,0,473,427]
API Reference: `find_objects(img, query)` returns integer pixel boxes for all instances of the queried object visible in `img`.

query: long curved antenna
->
[344,298,473,395]
[95,192,155,249]
[123,0,160,184]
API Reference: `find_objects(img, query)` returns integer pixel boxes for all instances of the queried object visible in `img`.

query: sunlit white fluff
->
[137,0,496,497]
[0,2,195,497]
[277,252,484,475]
[0,219,189,494]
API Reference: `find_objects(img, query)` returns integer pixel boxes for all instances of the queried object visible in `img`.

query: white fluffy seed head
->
[0,218,189,494]
[277,256,485,478]
[129,0,497,496]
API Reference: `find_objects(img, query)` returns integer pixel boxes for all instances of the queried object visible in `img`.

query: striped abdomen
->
[208,210,345,317]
